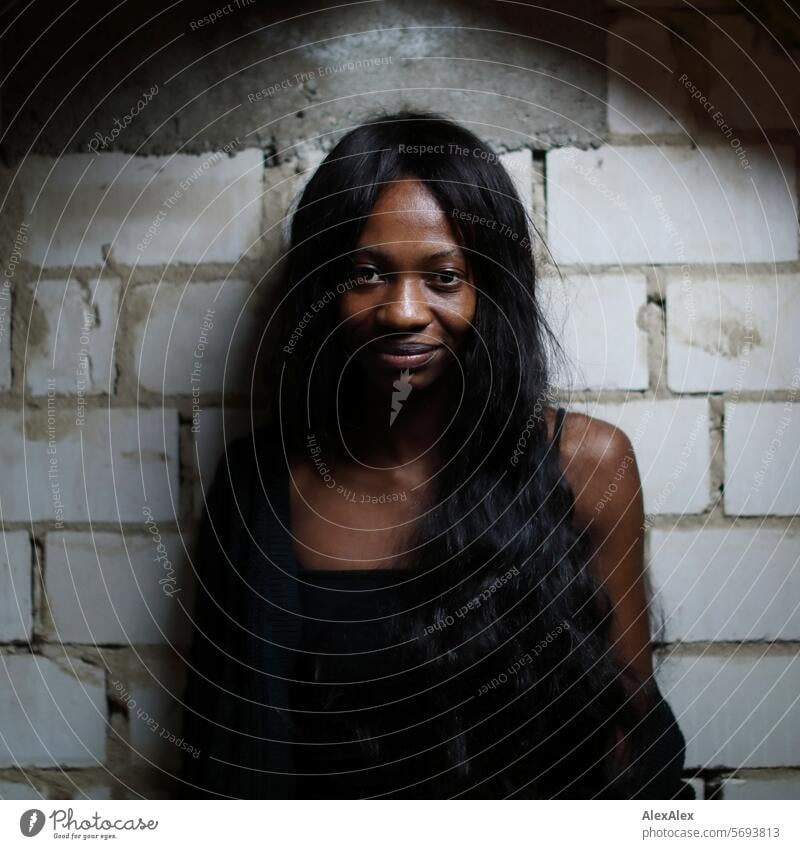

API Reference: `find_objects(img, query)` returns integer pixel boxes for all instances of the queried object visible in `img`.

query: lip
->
[371,344,441,368]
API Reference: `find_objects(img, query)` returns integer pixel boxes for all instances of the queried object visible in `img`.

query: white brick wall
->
[69,784,112,800]
[0,655,106,767]
[266,150,326,260]
[656,652,800,769]
[0,779,45,799]
[722,773,800,800]
[499,149,534,218]
[17,150,264,267]
[724,402,800,516]
[25,277,120,395]
[0,299,10,389]
[0,778,110,800]
[546,144,797,264]
[649,528,800,642]
[0,532,32,642]
[129,280,263,394]
[667,273,800,392]
[0,408,179,522]
[582,398,711,514]
[44,532,190,645]
[127,669,186,771]
[541,272,649,390]
[2,19,798,795]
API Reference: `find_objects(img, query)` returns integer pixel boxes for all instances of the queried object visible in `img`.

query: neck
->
[341,373,459,468]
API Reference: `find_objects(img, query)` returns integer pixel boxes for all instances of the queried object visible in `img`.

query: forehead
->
[355,178,462,249]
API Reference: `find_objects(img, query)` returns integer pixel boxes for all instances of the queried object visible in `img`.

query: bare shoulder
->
[543,408,642,531]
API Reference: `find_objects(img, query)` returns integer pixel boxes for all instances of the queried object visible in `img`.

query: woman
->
[180,112,693,800]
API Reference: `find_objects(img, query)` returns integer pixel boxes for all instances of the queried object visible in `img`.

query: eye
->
[350,265,381,286]
[430,269,464,287]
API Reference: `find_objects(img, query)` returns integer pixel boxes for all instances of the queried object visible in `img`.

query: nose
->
[374,274,432,331]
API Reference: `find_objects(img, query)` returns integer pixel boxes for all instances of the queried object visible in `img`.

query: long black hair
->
[266,111,648,798]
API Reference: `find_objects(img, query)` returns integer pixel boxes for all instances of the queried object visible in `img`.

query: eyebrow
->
[352,246,464,262]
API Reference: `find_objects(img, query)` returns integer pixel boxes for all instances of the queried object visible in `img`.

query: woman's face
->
[337,178,477,394]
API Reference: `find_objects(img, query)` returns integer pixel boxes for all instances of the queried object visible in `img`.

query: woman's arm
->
[549,411,695,799]
[549,411,653,686]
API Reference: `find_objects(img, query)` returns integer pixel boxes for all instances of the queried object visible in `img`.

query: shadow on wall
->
[0,0,609,164]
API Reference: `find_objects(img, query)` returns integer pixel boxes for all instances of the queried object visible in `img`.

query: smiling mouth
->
[371,343,442,368]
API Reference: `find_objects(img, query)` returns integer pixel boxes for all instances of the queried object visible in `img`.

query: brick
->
[265,149,326,263]
[25,277,120,395]
[0,655,107,768]
[722,773,800,800]
[499,149,533,216]
[0,282,10,389]
[686,777,705,800]
[607,17,688,135]
[0,532,33,642]
[0,780,44,799]
[541,272,648,390]
[68,784,112,800]
[649,528,800,642]
[0,408,179,522]
[724,402,800,516]
[17,150,263,267]
[546,144,797,264]
[129,281,263,394]
[530,159,547,251]
[44,532,191,645]
[656,652,800,768]
[667,273,800,392]
[583,398,711,514]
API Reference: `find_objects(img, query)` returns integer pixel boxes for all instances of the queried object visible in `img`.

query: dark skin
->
[288,179,654,703]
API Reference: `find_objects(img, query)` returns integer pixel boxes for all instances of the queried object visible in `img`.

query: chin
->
[373,362,451,395]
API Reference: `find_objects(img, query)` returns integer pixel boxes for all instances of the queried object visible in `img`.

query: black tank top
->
[286,409,694,799]
[289,569,692,799]
[289,567,444,798]
[180,408,694,799]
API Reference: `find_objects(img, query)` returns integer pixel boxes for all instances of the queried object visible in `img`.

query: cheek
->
[449,290,477,331]
[337,294,363,325]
